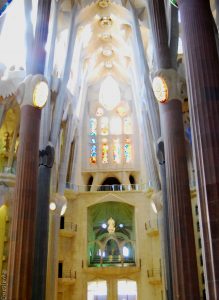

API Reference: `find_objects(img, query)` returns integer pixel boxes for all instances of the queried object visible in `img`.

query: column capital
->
[49,193,67,216]
[16,74,48,108]
[152,68,187,103]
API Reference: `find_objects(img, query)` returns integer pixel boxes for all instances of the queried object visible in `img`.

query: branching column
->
[147,0,200,298]
[178,0,219,298]
[6,100,41,298]
[159,92,199,299]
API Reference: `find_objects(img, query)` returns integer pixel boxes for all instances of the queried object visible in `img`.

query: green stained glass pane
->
[170,0,178,8]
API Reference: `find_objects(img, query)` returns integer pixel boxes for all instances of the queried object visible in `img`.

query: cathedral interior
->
[0,0,218,299]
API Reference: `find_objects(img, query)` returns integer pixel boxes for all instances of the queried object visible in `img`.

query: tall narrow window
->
[102,139,109,163]
[113,139,121,163]
[90,144,97,164]
[90,118,97,135]
[124,117,132,134]
[99,76,120,110]
[124,138,132,163]
[100,117,109,135]
[110,116,122,135]
[87,281,107,300]
[117,280,137,300]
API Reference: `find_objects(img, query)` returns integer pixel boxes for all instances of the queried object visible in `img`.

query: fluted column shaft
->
[160,100,200,299]
[147,0,172,69]
[147,0,200,298]
[7,105,41,300]
[178,1,219,298]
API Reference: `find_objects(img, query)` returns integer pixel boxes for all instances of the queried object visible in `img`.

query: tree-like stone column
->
[178,0,219,298]
[6,76,44,299]
[159,79,200,299]
[147,0,200,298]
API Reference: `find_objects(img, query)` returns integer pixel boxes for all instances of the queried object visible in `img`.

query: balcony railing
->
[66,183,149,192]
[89,255,136,267]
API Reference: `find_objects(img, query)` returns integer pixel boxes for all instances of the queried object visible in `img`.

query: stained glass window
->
[96,107,104,117]
[100,117,109,135]
[89,118,97,136]
[99,76,120,110]
[110,117,122,135]
[124,117,132,134]
[90,137,96,144]
[116,102,129,117]
[90,144,97,164]
[102,139,109,163]
[113,139,121,163]
[124,138,132,163]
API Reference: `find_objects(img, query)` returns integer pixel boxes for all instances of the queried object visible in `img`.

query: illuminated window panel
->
[90,137,96,144]
[89,118,97,136]
[124,117,132,134]
[100,117,109,135]
[110,116,122,135]
[102,140,109,164]
[124,138,132,163]
[90,144,97,164]
[113,139,121,163]
[116,102,129,117]
[96,107,104,117]
[87,280,107,300]
[117,280,137,300]
[99,76,120,111]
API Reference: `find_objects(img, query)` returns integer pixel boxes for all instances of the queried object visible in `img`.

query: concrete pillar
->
[147,0,200,298]
[46,194,67,300]
[178,1,219,298]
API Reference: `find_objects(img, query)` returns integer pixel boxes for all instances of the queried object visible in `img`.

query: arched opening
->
[129,175,136,190]
[87,176,93,191]
[129,175,135,184]
[104,239,120,264]
[87,202,135,267]
[99,177,121,191]
[122,242,135,264]
[60,216,65,229]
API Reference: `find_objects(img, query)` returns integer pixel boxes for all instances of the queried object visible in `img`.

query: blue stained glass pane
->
[90,144,97,164]
[89,118,97,136]
[90,137,96,144]
[0,0,13,17]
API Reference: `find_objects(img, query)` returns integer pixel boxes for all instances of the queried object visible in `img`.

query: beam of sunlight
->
[0,0,26,69]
